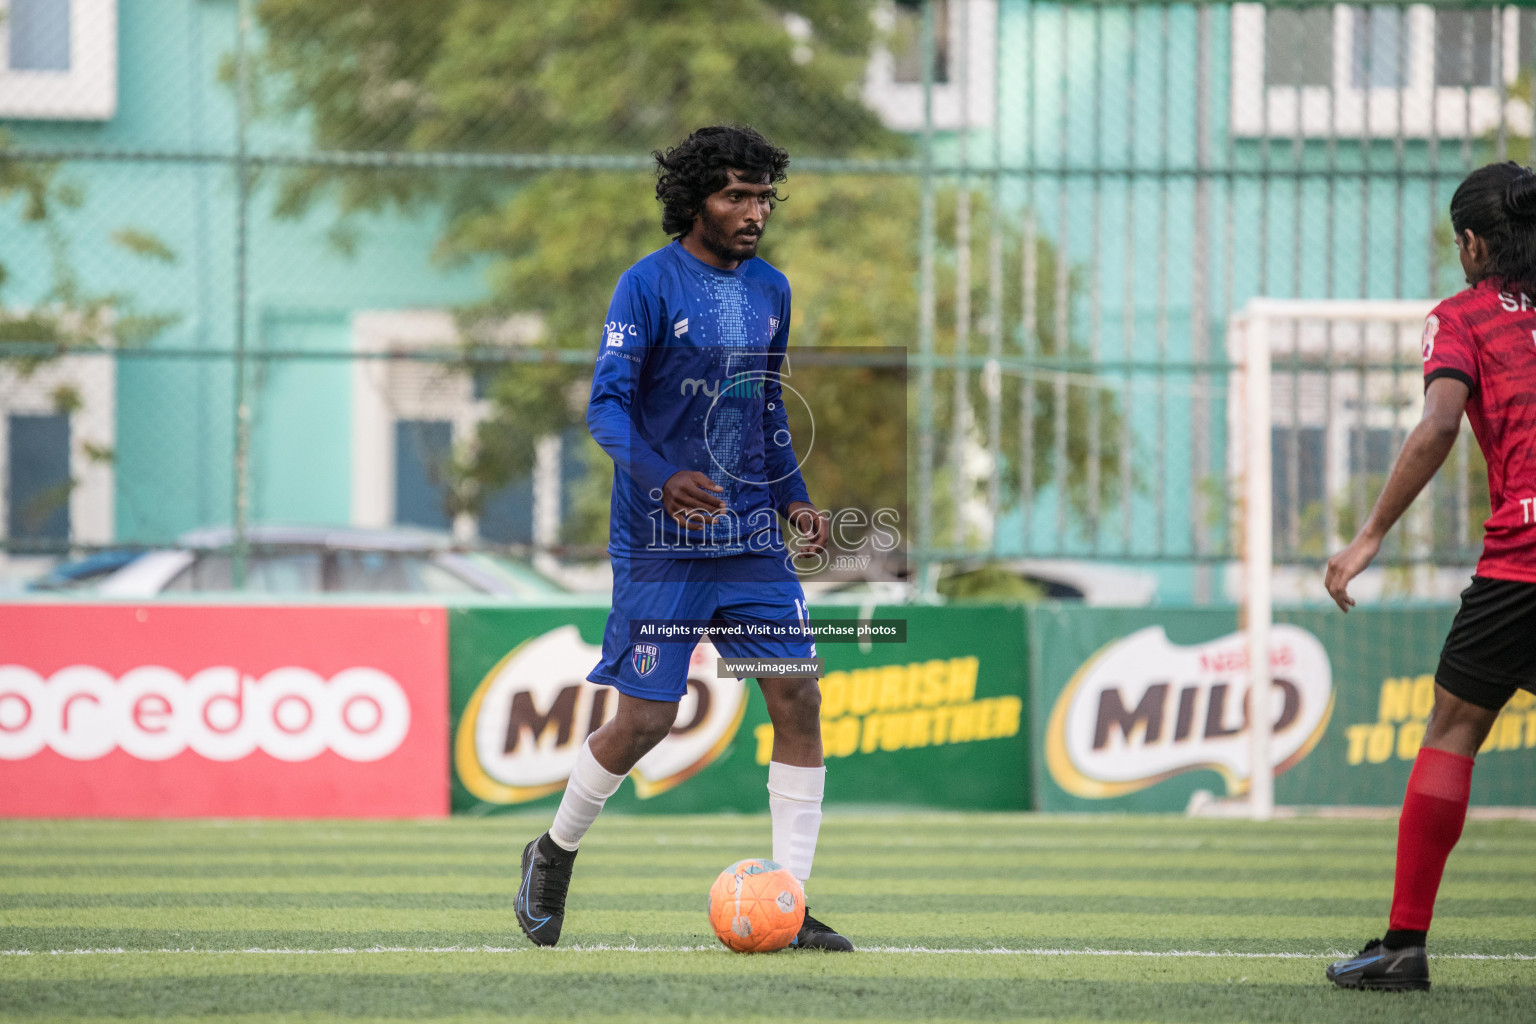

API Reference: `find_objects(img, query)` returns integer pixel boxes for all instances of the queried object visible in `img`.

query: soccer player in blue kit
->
[515,125,852,952]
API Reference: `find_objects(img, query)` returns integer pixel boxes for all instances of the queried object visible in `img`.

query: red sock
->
[1388,747,1474,935]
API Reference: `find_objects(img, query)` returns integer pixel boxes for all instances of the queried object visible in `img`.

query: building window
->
[1233,4,1536,138]
[6,413,70,544]
[351,310,556,544]
[1435,8,1496,87]
[0,0,117,119]
[0,356,114,558]
[863,0,990,133]
[394,419,454,531]
[1434,7,1536,87]
[1266,6,1333,87]
[1351,5,1410,90]
[890,0,949,85]
[8,0,70,71]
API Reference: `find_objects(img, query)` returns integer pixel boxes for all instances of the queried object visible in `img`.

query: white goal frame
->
[1230,297,1434,820]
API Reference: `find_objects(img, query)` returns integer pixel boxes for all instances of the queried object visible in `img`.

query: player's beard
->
[698,208,761,264]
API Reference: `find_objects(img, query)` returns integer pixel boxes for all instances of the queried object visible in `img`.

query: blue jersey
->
[587,240,811,559]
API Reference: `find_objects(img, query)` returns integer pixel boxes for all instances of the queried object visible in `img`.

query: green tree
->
[0,135,179,545]
[0,140,175,362]
[250,0,1124,555]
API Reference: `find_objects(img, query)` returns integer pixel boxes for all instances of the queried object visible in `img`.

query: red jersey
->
[1423,276,1536,582]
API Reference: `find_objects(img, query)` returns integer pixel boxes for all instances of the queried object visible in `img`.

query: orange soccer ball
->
[706,858,805,953]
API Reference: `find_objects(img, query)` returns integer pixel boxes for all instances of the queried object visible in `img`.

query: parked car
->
[28,525,569,598]
[936,559,1158,605]
[812,559,1158,606]
[23,549,144,592]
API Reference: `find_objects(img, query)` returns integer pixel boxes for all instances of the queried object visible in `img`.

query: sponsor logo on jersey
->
[768,316,780,335]
[604,320,637,347]
[454,626,746,803]
[674,317,690,338]
[632,643,660,677]
[0,664,411,763]
[681,377,720,397]
[1045,625,1333,799]
[1421,314,1438,362]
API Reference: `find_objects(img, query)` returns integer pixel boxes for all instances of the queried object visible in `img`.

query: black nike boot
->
[1326,938,1430,991]
[515,833,578,947]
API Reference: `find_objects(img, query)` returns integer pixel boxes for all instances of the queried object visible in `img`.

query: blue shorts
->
[589,554,817,702]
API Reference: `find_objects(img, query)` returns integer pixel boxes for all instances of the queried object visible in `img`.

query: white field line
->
[0,944,1533,961]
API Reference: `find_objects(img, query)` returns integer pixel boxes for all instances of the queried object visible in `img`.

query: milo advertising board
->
[450,603,1029,814]
[1029,604,1536,811]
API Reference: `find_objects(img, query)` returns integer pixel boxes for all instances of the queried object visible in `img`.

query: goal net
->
[1227,297,1483,817]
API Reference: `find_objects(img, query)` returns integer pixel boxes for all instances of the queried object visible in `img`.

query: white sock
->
[768,761,826,886]
[549,739,626,851]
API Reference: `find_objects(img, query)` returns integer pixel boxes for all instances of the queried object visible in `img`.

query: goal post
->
[1242,306,1273,821]
[1231,298,1435,821]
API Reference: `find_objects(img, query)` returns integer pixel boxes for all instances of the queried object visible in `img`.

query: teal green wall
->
[938,3,1473,602]
[0,0,487,543]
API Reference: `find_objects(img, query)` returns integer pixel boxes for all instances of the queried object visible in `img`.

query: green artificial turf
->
[1,815,1533,1023]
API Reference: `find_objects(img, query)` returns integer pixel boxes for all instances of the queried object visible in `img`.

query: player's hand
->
[662,470,726,531]
[1324,533,1381,613]
[786,502,829,559]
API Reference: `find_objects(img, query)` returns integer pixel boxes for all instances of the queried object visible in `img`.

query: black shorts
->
[1436,575,1536,711]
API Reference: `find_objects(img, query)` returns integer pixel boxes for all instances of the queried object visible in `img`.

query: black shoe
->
[791,907,854,952]
[516,833,577,947]
[1326,938,1430,991]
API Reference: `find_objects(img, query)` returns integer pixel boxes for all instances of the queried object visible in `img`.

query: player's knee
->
[641,703,683,746]
[766,676,821,729]
[1422,683,1500,756]
[609,700,678,755]
[634,721,673,752]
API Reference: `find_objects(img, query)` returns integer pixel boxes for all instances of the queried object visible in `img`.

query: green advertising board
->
[1027,604,1536,812]
[449,603,1030,815]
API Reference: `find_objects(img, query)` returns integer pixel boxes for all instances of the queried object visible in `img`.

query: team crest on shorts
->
[632,643,660,677]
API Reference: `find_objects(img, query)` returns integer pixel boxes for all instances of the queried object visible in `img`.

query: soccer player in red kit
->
[1324,161,1536,991]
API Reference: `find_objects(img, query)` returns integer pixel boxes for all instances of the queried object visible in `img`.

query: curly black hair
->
[1451,161,1536,292]
[653,125,789,237]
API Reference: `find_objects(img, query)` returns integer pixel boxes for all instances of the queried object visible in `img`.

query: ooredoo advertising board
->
[0,604,448,817]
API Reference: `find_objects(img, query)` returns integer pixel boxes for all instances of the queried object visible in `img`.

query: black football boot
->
[791,907,854,952]
[515,833,578,947]
[1326,938,1430,991]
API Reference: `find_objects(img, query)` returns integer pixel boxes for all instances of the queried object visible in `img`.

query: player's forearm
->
[586,397,677,493]
[1358,419,1459,542]
[771,478,812,517]
[767,439,810,513]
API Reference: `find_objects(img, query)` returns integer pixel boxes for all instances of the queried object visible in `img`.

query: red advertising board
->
[0,604,448,817]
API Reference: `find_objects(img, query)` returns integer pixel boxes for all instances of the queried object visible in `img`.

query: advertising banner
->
[1028,604,1536,811]
[0,604,448,817]
[449,603,1029,814]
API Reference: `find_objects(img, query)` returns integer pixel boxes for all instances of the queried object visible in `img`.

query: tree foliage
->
[0,134,178,541]
[0,135,177,368]
[251,0,1127,554]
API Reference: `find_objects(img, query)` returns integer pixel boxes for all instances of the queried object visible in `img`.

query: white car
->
[36,525,568,598]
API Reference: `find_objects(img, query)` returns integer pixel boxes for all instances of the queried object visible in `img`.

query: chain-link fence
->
[0,1,1526,601]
